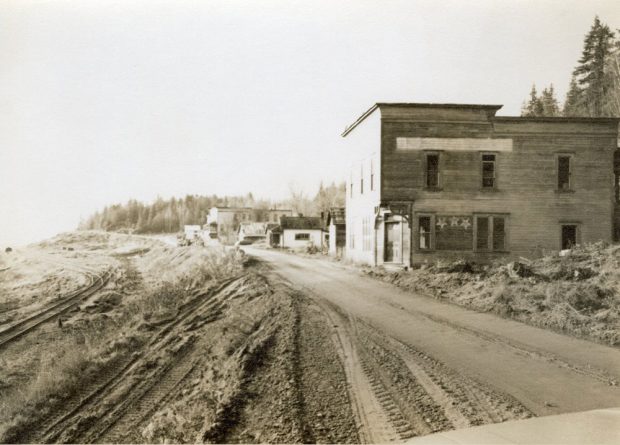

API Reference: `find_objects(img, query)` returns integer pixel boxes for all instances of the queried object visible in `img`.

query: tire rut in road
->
[312,297,533,442]
[357,321,533,428]
[315,299,404,443]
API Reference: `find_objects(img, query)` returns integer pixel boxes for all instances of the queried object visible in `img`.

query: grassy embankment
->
[0,244,246,441]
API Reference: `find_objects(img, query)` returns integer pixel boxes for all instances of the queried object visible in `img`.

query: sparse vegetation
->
[0,234,248,442]
[365,242,620,346]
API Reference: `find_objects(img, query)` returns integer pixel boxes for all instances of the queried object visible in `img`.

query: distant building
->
[206,206,292,244]
[206,207,254,244]
[238,222,268,244]
[265,209,293,223]
[326,208,346,257]
[343,102,620,267]
[280,216,323,249]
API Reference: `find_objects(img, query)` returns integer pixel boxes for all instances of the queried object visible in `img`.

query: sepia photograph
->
[1,1,620,443]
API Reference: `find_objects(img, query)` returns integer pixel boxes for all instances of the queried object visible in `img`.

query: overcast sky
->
[1,0,619,246]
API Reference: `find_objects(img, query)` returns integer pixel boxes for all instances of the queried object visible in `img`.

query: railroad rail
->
[0,268,112,350]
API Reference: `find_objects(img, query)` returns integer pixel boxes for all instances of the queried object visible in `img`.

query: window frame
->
[424,151,441,190]
[415,213,436,251]
[295,233,310,241]
[556,153,573,192]
[350,172,353,199]
[473,214,509,252]
[370,160,375,191]
[360,164,364,195]
[559,222,580,250]
[480,152,497,190]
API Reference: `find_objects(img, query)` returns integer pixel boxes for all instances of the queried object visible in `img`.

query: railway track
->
[0,268,112,351]
[35,275,245,444]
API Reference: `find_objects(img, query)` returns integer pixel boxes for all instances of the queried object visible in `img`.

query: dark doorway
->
[561,225,577,250]
[385,222,401,262]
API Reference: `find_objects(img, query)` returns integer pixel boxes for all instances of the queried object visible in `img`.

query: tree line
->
[79,182,345,234]
[522,16,620,117]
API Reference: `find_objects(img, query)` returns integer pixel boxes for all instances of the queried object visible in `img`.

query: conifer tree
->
[563,75,583,116]
[572,16,615,116]
[603,32,620,116]
[521,84,544,117]
[540,84,560,116]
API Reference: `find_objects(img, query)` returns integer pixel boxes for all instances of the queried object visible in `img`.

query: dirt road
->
[246,247,620,441]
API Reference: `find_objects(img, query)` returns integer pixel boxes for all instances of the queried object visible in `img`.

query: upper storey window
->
[481,154,496,188]
[425,153,440,188]
[360,165,364,194]
[370,160,375,191]
[350,173,353,198]
[557,155,572,191]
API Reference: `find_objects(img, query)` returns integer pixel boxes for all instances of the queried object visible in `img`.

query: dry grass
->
[0,241,247,442]
[365,242,620,346]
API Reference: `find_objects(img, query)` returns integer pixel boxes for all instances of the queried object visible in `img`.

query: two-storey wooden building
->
[343,103,619,267]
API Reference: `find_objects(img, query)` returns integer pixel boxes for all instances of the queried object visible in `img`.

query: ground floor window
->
[561,224,578,249]
[475,215,507,251]
[349,220,355,249]
[435,215,473,251]
[418,216,432,249]
[362,217,372,251]
[414,212,508,252]
[295,233,310,241]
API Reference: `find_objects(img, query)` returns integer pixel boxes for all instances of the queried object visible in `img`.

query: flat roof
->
[342,102,619,137]
[342,103,504,137]
[495,116,620,123]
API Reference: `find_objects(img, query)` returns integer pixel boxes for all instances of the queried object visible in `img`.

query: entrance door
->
[385,222,401,262]
[561,225,577,250]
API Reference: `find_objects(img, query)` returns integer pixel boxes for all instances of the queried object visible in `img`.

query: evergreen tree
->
[563,75,584,116]
[603,32,620,116]
[521,84,544,117]
[540,84,560,116]
[573,16,615,116]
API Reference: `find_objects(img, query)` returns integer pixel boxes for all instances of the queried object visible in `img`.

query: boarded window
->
[435,216,473,250]
[295,233,310,241]
[482,154,496,188]
[476,216,489,250]
[426,154,439,188]
[492,217,505,251]
[558,156,571,190]
[419,216,432,249]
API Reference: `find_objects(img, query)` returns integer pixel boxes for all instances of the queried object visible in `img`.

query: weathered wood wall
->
[379,105,619,262]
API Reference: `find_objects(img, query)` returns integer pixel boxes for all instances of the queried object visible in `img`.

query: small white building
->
[280,216,324,249]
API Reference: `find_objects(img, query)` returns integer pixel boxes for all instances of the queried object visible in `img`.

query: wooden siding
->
[379,108,618,261]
